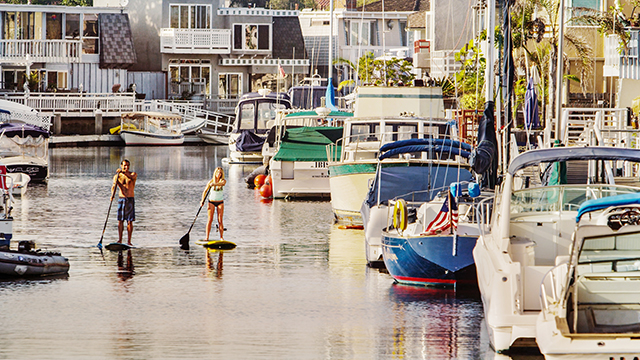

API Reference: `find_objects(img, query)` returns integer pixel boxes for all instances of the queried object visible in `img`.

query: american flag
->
[278,64,286,78]
[424,195,458,234]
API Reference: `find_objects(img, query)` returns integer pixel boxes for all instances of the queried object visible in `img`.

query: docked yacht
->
[536,191,640,359]
[0,123,50,182]
[326,85,448,225]
[228,90,291,164]
[265,109,350,199]
[473,146,640,352]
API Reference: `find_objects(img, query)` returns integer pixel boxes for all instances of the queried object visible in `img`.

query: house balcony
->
[0,39,81,64]
[160,28,231,54]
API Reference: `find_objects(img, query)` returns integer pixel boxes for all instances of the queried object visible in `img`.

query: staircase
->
[139,100,234,136]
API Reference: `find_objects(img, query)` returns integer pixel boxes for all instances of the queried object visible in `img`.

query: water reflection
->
[0,146,547,359]
[117,249,134,281]
[205,250,223,278]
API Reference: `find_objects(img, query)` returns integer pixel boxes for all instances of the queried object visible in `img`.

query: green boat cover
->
[273,126,343,162]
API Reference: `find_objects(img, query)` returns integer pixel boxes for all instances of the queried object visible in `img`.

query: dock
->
[49,134,209,148]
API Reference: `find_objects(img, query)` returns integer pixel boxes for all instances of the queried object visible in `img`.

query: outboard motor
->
[18,240,35,253]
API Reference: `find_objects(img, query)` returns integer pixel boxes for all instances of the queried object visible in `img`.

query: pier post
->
[94,109,103,135]
[54,114,62,135]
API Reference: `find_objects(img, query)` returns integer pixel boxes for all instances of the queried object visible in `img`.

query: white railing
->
[560,108,629,146]
[141,100,234,135]
[2,92,136,117]
[539,262,570,319]
[160,28,231,54]
[0,39,81,63]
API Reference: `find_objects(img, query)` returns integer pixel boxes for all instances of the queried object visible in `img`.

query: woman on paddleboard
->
[201,167,226,241]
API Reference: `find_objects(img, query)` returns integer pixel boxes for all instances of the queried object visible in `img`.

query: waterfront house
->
[0,3,142,96]
[96,0,310,112]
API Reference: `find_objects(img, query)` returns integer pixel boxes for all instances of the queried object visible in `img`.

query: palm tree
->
[510,0,593,123]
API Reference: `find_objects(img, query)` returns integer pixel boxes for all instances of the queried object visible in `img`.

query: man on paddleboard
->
[111,159,137,245]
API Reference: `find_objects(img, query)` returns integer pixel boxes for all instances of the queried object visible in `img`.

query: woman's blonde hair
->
[212,167,225,190]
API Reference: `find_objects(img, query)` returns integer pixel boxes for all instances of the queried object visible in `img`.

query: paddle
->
[98,178,119,250]
[180,185,212,249]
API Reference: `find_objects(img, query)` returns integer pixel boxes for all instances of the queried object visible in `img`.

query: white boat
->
[326,85,448,225]
[228,90,291,164]
[180,116,206,135]
[473,146,640,353]
[536,191,640,359]
[266,109,350,199]
[0,122,50,182]
[119,111,184,145]
[0,170,69,277]
[7,172,29,196]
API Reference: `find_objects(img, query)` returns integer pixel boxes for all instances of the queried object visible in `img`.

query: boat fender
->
[393,199,408,231]
[468,182,481,198]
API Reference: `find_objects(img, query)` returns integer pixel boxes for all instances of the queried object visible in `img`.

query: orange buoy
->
[254,174,266,187]
[265,175,272,185]
[259,183,272,198]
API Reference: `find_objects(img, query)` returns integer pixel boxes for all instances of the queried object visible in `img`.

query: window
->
[46,13,62,40]
[168,59,211,97]
[47,71,68,90]
[82,14,99,54]
[346,20,377,46]
[233,24,270,50]
[169,4,211,29]
[3,12,36,40]
[238,103,255,130]
[399,21,407,47]
[65,14,80,39]
[218,73,242,99]
[569,0,601,18]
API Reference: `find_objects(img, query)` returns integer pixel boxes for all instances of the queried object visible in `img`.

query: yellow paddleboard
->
[194,240,236,250]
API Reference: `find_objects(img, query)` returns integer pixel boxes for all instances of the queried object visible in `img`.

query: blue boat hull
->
[381,234,477,287]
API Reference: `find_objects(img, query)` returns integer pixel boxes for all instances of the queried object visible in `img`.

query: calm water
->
[0,145,541,359]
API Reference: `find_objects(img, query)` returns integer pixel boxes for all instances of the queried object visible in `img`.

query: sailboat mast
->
[554,0,565,141]
[328,0,334,81]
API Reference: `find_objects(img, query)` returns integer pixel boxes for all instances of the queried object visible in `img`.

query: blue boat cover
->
[378,144,470,160]
[379,138,472,153]
[235,130,265,152]
[0,122,49,138]
[365,164,474,207]
[576,193,640,222]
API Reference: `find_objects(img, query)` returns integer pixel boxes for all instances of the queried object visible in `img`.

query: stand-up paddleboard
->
[194,240,236,250]
[105,243,135,251]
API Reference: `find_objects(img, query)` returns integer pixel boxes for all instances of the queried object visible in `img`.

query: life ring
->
[393,199,408,231]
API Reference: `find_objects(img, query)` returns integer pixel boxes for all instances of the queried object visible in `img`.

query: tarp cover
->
[0,122,49,138]
[273,126,343,162]
[236,130,266,152]
[365,163,474,207]
[576,193,640,222]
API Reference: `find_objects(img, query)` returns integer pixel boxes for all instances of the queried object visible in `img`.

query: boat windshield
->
[511,185,640,215]
[257,101,286,130]
[577,232,640,275]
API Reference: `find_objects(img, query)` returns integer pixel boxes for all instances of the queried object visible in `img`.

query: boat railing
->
[539,261,570,320]
[142,100,234,135]
[476,196,494,237]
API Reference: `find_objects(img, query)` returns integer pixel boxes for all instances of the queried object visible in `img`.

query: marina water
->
[0,145,538,359]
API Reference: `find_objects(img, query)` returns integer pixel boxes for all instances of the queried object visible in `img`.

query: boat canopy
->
[576,193,640,222]
[379,138,472,152]
[0,122,49,138]
[272,126,343,162]
[508,147,640,176]
[365,164,474,207]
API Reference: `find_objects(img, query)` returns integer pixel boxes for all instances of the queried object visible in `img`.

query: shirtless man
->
[111,159,137,245]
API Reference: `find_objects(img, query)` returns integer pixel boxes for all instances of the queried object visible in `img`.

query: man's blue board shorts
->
[117,197,135,222]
